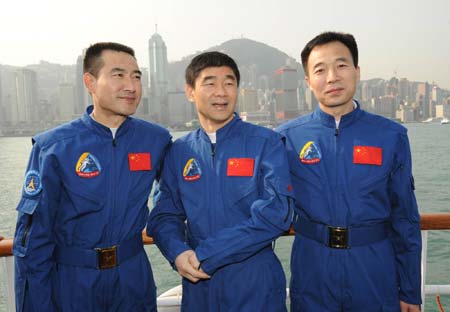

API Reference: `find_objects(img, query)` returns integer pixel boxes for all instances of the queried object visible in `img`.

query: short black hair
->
[301,32,358,75]
[185,51,240,87]
[83,42,135,77]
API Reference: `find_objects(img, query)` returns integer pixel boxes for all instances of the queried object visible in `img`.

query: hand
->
[400,301,421,312]
[188,252,210,276]
[174,250,210,283]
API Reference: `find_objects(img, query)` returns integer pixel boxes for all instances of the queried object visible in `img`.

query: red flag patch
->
[227,158,254,176]
[128,153,152,171]
[353,146,382,166]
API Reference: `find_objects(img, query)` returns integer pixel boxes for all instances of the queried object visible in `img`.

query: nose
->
[326,67,339,83]
[214,84,226,96]
[123,76,137,93]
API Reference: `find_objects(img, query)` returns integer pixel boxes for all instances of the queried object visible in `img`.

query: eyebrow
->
[202,75,216,83]
[312,57,352,70]
[111,67,142,75]
[202,74,236,82]
[335,57,351,63]
[225,74,236,81]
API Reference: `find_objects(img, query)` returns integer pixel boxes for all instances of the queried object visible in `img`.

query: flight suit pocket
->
[13,197,39,257]
[229,183,258,218]
[63,186,105,244]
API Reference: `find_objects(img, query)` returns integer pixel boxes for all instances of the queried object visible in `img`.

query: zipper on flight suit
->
[210,143,216,160]
[103,132,118,306]
[21,215,33,246]
[284,198,291,223]
[209,142,216,235]
[332,125,339,225]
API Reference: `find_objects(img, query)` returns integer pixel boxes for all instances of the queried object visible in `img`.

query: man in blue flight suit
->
[148,51,293,311]
[13,42,171,311]
[277,32,422,311]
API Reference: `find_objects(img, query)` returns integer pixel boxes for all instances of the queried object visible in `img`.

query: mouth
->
[212,102,228,109]
[325,88,344,95]
[119,96,136,102]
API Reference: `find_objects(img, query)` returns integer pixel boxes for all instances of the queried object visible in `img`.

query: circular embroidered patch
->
[23,170,42,196]
[183,158,201,181]
[75,152,102,178]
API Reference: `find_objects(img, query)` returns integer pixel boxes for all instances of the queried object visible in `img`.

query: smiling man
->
[277,32,422,312]
[13,42,171,311]
[148,51,293,311]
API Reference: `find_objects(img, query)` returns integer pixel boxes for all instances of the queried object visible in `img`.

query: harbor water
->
[1,123,449,310]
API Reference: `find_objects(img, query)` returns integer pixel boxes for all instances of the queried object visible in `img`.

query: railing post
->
[0,256,15,311]
[421,230,428,312]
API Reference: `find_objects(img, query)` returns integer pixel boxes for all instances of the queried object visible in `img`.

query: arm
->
[147,147,192,266]
[147,148,209,282]
[389,132,422,305]
[13,141,60,311]
[195,135,293,275]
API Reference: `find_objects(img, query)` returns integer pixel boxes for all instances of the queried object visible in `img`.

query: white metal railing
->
[1,213,450,311]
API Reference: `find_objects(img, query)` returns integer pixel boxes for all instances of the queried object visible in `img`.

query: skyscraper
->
[274,67,299,120]
[76,52,90,115]
[148,26,169,124]
[12,68,39,123]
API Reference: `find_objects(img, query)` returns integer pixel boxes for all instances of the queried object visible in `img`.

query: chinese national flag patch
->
[128,153,152,171]
[353,146,382,166]
[227,158,254,176]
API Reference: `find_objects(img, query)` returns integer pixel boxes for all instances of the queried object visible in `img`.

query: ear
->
[305,75,311,89]
[83,72,96,94]
[356,66,361,83]
[185,84,195,102]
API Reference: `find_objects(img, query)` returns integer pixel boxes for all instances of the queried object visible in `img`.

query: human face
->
[84,50,142,128]
[185,66,238,133]
[305,41,360,115]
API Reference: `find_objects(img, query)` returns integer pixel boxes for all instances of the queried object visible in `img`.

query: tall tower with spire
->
[148,25,169,124]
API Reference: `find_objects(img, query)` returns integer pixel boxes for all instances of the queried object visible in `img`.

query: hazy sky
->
[1,0,449,89]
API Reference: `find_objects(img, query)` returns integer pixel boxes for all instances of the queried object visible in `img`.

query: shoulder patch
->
[299,141,321,164]
[183,158,201,181]
[23,170,42,196]
[76,152,102,178]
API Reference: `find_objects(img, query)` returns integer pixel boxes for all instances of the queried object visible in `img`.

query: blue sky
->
[1,0,449,88]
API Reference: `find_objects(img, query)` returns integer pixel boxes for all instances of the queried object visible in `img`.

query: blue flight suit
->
[13,105,171,312]
[148,115,293,312]
[277,102,422,311]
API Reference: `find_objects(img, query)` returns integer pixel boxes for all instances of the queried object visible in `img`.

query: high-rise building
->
[239,88,259,113]
[14,68,39,124]
[58,83,76,122]
[371,95,396,118]
[0,67,18,124]
[274,67,299,121]
[167,91,194,127]
[417,82,431,119]
[148,26,169,124]
[76,52,90,114]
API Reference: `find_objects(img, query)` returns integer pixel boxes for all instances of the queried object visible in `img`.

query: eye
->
[113,72,124,78]
[314,68,324,74]
[133,74,142,80]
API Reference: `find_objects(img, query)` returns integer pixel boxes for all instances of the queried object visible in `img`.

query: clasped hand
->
[174,250,210,283]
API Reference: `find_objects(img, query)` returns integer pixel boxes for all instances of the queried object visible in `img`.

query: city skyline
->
[0,0,449,89]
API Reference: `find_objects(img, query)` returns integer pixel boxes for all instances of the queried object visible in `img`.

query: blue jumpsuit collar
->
[198,112,241,142]
[313,100,363,128]
[81,105,132,138]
